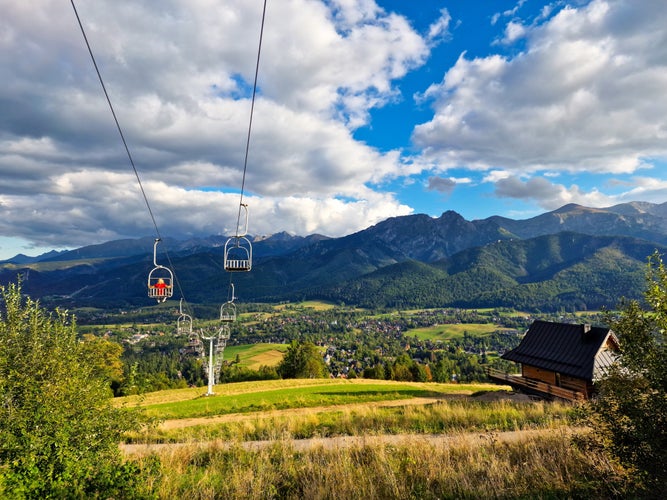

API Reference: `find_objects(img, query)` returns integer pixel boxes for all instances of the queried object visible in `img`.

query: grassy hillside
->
[223,343,288,369]
[120,379,629,499]
[405,322,503,341]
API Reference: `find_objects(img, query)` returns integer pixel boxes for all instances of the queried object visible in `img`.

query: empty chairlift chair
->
[224,204,252,272]
[147,238,173,302]
[220,284,237,322]
[220,301,237,322]
[177,299,193,336]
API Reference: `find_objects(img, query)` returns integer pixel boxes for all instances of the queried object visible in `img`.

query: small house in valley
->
[488,320,619,401]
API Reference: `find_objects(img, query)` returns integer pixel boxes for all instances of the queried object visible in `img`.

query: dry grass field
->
[119,379,628,499]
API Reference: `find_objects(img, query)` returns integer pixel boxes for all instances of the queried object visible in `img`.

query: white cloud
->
[427,9,452,43]
[490,172,667,212]
[502,21,527,43]
[413,0,667,176]
[0,0,428,250]
[493,175,613,210]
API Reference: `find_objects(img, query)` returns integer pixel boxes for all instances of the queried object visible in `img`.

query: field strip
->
[156,395,468,430]
[122,427,585,456]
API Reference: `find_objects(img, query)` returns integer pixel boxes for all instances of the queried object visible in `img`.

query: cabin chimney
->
[582,324,591,335]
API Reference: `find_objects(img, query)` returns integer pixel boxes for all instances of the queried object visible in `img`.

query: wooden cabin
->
[488,320,619,401]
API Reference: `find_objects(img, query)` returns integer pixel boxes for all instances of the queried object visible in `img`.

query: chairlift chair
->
[188,332,203,356]
[220,301,237,322]
[219,283,237,322]
[147,238,173,302]
[224,204,252,272]
[177,298,193,335]
[218,323,231,342]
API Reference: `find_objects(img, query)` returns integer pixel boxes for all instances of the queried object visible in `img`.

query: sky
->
[1,0,667,260]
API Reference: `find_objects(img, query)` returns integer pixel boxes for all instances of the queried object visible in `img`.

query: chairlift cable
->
[234,0,267,237]
[71,0,159,239]
[223,0,268,301]
[71,0,189,309]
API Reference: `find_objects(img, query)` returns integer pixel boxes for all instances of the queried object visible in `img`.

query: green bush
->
[277,340,327,378]
[587,252,667,496]
[0,282,155,498]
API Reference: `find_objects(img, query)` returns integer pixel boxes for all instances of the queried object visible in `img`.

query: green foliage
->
[218,363,279,383]
[277,340,327,378]
[79,333,124,387]
[0,282,153,498]
[587,251,667,494]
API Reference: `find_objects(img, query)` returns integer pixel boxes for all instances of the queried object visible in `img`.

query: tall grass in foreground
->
[137,399,574,443]
[137,432,629,499]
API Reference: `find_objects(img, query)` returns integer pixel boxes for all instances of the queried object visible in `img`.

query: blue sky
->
[1,0,667,259]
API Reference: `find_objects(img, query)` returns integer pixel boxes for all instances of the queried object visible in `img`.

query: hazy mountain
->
[2,202,667,311]
[1,250,67,264]
[488,202,667,244]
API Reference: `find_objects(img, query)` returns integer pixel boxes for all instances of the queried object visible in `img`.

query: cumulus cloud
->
[493,175,612,210]
[0,0,428,249]
[426,176,457,195]
[413,0,667,176]
[3,0,667,255]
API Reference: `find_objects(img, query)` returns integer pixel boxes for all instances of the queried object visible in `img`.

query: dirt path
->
[122,427,582,456]
[122,391,562,456]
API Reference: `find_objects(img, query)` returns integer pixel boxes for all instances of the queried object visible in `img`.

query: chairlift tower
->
[200,325,232,396]
[200,329,218,396]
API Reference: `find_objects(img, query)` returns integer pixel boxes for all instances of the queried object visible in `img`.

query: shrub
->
[0,282,154,498]
[586,252,667,495]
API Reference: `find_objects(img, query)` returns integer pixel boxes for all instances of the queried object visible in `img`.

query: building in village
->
[488,320,619,401]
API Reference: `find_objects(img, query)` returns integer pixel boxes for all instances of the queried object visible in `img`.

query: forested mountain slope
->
[1,202,666,311]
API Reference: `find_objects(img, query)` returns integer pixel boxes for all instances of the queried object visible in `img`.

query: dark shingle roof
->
[501,320,616,381]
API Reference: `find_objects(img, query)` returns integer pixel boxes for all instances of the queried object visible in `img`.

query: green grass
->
[273,300,338,311]
[406,322,501,341]
[142,398,576,444]
[119,378,633,498]
[120,379,508,419]
[141,431,626,500]
[223,343,288,368]
[141,383,497,420]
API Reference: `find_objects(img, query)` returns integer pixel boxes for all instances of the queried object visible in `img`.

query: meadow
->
[405,322,501,341]
[224,343,288,369]
[121,379,628,499]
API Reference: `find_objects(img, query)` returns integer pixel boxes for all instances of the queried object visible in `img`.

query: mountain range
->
[2,201,666,312]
